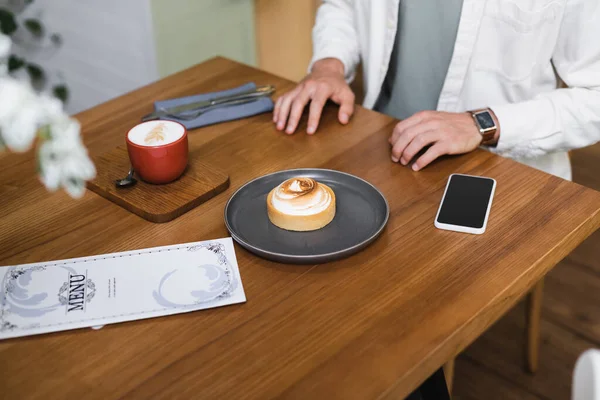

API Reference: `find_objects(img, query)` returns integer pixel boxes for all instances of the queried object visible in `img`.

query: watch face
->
[475,111,495,130]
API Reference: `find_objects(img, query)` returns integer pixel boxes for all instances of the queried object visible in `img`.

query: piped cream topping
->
[270,177,332,216]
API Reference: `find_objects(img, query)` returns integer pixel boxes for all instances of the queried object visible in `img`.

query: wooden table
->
[1,58,600,399]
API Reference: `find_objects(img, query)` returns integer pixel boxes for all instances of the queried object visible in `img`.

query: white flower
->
[0,33,12,60]
[0,76,65,151]
[0,77,44,151]
[0,33,96,199]
[0,33,9,57]
[38,94,65,122]
[0,33,10,76]
[38,117,96,198]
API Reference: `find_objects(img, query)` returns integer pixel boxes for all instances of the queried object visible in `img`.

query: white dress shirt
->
[310,0,600,180]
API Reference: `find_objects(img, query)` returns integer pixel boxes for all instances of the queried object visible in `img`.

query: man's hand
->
[389,111,490,171]
[273,58,355,135]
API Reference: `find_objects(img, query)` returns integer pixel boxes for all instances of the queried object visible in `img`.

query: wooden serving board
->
[87,146,230,223]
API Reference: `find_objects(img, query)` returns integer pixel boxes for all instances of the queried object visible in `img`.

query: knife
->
[142,85,275,122]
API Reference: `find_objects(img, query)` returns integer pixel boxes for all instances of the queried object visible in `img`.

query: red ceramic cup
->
[126,120,188,184]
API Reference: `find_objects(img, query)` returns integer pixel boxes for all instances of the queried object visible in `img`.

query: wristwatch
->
[469,108,498,146]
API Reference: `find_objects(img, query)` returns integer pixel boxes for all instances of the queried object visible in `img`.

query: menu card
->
[0,238,245,340]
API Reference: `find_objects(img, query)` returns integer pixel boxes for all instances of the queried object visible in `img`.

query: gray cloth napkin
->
[154,82,274,130]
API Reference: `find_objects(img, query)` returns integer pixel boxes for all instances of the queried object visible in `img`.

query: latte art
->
[270,178,333,216]
[144,123,166,144]
[128,120,184,147]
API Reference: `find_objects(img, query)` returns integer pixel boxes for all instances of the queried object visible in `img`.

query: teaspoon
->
[115,167,137,188]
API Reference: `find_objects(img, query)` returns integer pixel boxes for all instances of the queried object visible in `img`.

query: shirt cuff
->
[489,98,558,154]
[489,102,526,152]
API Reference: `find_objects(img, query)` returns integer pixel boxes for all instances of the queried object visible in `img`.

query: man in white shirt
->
[273,0,600,180]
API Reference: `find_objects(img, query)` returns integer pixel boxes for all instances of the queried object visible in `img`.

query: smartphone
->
[434,174,496,235]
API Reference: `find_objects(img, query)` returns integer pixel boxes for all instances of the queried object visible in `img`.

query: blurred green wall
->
[150,0,256,77]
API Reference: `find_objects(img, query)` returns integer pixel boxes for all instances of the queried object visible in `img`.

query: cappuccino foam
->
[128,121,184,146]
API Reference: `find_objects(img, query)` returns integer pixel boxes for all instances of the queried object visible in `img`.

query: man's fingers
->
[412,143,447,171]
[338,100,354,125]
[273,97,283,123]
[276,80,354,134]
[307,90,329,134]
[286,88,313,134]
[401,131,440,165]
[389,110,434,145]
[390,120,441,162]
[332,89,355,124]
[276,88,299,131]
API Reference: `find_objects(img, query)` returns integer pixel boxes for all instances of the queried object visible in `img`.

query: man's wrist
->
[468,108,501,147]
[311,58,345,76]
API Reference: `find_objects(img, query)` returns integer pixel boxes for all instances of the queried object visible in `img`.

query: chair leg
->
[526,278,544,374]
[444,358,455,395]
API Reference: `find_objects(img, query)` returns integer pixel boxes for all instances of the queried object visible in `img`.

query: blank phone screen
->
[437,175,495,229]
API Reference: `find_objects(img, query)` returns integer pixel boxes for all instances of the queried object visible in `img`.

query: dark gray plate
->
[224,168,389,264]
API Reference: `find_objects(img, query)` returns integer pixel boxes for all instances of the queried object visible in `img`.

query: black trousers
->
[405,368,451,400]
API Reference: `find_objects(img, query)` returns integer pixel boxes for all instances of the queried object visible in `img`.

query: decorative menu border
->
[0,241,239,333]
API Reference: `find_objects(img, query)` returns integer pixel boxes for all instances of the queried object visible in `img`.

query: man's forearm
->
[309,0,360,81]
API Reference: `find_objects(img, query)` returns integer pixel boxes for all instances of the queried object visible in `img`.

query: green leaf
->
[53,85,69,103]
[0,8,18,35]
[38,125,52,140]
[8,55,25,72]
[24,18,43,38]
[26,63,45,83]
